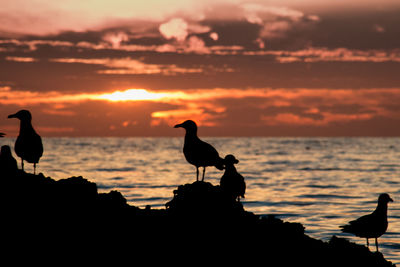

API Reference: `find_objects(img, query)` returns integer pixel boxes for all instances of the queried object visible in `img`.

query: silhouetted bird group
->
[0,114,394,253]
[0,110,43,174]
[174,119,393,252]
[174,120,246,203]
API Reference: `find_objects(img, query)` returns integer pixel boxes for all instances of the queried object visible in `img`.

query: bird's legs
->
[21,159,24,171]
[366,238,369,247]
[196,167,199,181]
[34,163,36,175]
[375,238,379,252]
[202,167,206,181]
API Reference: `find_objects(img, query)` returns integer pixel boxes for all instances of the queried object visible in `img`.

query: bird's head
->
[378,193,393,204]
[8,110,32,121]
[224,154,239,165]
[174,120,198,132]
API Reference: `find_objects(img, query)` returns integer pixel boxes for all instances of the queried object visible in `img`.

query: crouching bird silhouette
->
[8,110,43,174]
[174,120,224,181]
[220,154,246,202]
[340,193,393,252]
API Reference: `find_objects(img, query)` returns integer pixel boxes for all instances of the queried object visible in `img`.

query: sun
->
[94,89,169,101]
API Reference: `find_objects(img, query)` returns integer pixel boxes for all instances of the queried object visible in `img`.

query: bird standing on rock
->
[220,154,246,202]
[174,120,224,181]
[340,193,393,251]
[8,110,43,174]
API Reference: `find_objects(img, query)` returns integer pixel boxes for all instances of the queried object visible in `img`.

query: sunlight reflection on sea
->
[2,137,399,263]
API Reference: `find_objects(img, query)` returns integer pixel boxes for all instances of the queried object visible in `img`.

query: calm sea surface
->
[3,137,400,263]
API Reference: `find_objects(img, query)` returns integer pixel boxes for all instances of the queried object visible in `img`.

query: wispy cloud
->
[51,57,204,75]
[0,39,74,51]
[5,56,36,62]
[245,47,400,63]
[242,4,318,39]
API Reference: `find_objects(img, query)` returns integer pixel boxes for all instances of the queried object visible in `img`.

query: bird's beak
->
[390,197,394,202]
[174,123,182,128]
[8,113,17,119]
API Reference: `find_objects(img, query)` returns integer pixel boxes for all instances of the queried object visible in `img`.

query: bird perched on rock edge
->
[8,110,43,174]
[174,120,224,181]
[220,154,246,202]
[340,193,393,251]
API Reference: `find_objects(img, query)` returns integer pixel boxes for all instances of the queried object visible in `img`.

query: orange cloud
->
[5,56,36,62]
[159,18,189,41]
[2,86,400,134]
[261,112,374,126]
[245,47,400,63]
[51,57,204,75]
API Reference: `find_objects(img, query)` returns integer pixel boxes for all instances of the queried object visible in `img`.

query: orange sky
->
[1,0,400,136]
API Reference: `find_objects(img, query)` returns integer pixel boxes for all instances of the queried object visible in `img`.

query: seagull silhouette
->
[8,110,43,174]
[174,120,224,181]
[220,154,246,202]
[340,193,393,251]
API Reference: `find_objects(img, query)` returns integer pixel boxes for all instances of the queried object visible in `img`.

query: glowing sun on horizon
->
[95,89,169,101]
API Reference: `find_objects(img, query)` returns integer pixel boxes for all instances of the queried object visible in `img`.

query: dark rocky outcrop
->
[1,170,395,266]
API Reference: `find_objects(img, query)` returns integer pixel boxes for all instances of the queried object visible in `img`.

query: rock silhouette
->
[0,145,18,176]
[220,154,246,202]
[174,120,224,181]
[8,110,43,174]
[340,193,393,251]
[1,169,395,266]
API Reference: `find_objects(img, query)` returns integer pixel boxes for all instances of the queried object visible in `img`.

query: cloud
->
[244,47,400,63]
[51,57,204,75]
[209,32,219,41]
[159,18,189,41]
[0,0,222,35]
[102,32,129,48]
[372,24,385,33]
[241,3,319,39]
[2,86,400,136]
[0,0,320,49]
[0,39,74,51]
[5,56,36,62]
[242,4,304,24]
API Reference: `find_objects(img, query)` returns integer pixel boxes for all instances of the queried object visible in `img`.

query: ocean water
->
[2,137,400,263]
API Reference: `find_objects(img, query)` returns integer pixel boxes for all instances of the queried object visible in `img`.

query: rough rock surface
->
[1,170,395,266]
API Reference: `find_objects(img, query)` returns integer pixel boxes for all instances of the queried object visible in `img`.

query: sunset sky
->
[1,0,400,136]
